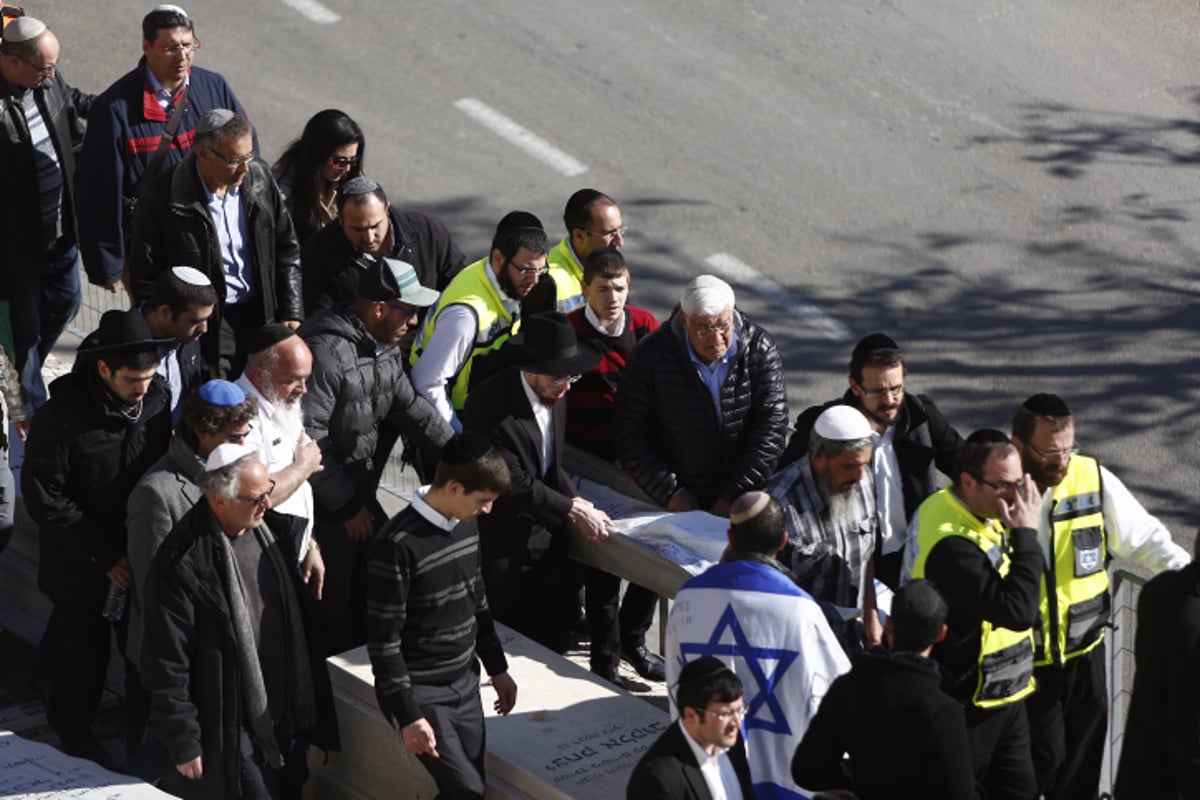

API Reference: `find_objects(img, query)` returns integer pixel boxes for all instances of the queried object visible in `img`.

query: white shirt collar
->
[410,486,459,532]
[584,305,625,337]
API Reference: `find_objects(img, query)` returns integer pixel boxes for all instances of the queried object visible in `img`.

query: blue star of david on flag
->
[678,603,800,734]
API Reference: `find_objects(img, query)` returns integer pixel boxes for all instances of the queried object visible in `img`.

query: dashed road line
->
[454,98,588,177]
[704,253,852,342]
[278,0,340,24]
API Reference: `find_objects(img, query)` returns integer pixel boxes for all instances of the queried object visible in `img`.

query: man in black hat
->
[1009,393,1188,800]
[461,311,611,652]
[410,211,551,433]
[778,332,963,588]
[22,308,173,763]
[300,258,453,656]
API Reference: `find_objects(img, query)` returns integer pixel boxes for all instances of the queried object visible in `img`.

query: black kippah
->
[246,323,296,355]
[1023,393,1071,417]
[439,432,493,466]
[678,655,729,687]
[495,210,544,234]
[852,332,899,357]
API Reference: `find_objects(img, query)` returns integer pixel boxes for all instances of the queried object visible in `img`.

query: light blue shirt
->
[144,65,188,111]
[683,321,739,426]
[198,163,254,304]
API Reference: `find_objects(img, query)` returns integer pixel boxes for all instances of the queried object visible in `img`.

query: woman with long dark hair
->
[272,109,365,244]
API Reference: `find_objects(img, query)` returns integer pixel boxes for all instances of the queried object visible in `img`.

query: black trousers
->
[215,300,267,380]
[1027,643,1108,800]
[412,666,487,800]
[584,566,657,674]
[964,700,1038,800]
[312,500,387,657]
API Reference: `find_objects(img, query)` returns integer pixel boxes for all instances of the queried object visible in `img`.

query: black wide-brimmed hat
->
[79,309,174,354]
[502,312,600,376]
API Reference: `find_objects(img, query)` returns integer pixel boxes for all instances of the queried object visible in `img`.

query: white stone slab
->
[318,624,668,800]
[0,729,173,798]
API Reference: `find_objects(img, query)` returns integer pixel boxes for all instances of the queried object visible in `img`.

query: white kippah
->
[205,443,253,472]
[171,266,211,286]
[3,17,47,43]
[814,405,872,441]
[196,108,236,135]
[150,4,189,16]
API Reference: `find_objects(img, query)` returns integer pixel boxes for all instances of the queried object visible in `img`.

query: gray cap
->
[3,17,47,43]
[196,108,237,135]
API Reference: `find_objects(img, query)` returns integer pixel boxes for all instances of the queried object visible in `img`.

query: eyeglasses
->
[218,425,253,443]
[341,177,382,196]
[509,262,548,277]
[18,55,56,77]
[861,383,905,400]
[694,318,733,338]
[1026,442,1078,463]
[147,37,201,57]
[586,225,628,242]
[385,300,419,316]
[548,374,582,386]
[235,479,276,507]
[329,155,360,167]
[980,477,1024,494]
[208,147,254,168]
[697,705,746,722]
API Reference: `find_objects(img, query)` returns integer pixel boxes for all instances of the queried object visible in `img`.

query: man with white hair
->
[764,405,881,642]
[613,274,788,517]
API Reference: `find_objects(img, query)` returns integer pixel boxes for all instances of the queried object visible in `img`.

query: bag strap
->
[132,83,189,200]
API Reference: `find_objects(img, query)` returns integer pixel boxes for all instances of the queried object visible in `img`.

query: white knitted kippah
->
[171,266,211,286]
[813,405,872,441]
[205,443,253,472]
[3,17,47,43]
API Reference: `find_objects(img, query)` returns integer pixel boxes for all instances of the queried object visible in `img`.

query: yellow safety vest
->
[410,258,520,410]
[546,237,586,314]
[910,488,1037,708]
[1033,455,1109,667]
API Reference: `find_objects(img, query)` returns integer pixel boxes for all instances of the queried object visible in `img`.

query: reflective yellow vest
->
[410,258,520,410]
[910,488,1037,708]
[1033,455,1109,667]
[546,237,586,314]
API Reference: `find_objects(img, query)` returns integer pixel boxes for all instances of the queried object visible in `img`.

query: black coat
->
[780,390,963,521]
[0,71,92,289]
[142,504,340,800]
[627,721,755,800]
[128,153,304,364]
[792,649,977,799]
[1114,561,1200,799]
[299,205,465,316]
[613,307,788,508]
[21,368,171,603]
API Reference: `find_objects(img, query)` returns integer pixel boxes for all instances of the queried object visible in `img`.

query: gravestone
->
[309,624,669,799]
[0,730,172,799]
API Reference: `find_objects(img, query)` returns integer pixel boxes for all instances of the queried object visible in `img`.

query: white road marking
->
[278,0,340,24]
[454,98,588,177]
[704,253,853,342]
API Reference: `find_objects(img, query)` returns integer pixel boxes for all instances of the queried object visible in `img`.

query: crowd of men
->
[1,5,1196,800]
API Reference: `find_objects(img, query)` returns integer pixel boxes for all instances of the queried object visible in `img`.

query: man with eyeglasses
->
[780,333,964,589]
[614,274,788,519]
[301,176,465,318]
[534,188,626,315]
[411,211,552,432]
[0,16,94,419]
[902,429,1044,800]
[1008,393,1188,800]
[300,258,453,656]
[129,108,303,378]
[142,444,339,800]
[77,4,256,295]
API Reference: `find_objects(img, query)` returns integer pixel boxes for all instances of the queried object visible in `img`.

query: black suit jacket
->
[627,722,755,800]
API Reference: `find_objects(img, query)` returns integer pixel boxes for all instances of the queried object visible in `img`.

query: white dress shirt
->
[520,373,554,476]
[871,425,908,555]
[679,720,744,800]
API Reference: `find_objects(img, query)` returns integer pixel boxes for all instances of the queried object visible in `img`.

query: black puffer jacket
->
[300,306,452,518]
[22,368,171,603]
[613,306,788,508]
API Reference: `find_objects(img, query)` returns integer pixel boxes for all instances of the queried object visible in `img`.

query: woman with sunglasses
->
[272,109,365,245]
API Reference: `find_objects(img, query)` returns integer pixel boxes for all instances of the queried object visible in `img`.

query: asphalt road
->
[43,0,1200,553]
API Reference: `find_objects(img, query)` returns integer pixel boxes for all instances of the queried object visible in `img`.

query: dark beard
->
[498,266,522,300]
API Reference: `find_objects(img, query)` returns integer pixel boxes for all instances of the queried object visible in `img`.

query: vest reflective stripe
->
[910,488,1037,708]
[546,237,586,314]
[410,258,520,410]
[1034,455,1110,667]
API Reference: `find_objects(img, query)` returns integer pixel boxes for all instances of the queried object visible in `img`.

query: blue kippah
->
[198,379,245,407]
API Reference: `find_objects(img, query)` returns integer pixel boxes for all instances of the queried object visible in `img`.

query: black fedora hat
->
[502,312,600,376]
[79,309,174,354]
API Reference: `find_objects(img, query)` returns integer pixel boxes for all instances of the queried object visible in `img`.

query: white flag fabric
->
[667,559,851,800]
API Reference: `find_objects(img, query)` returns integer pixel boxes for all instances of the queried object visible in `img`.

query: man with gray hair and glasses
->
[614,274,788,517]
[129,108,302,377]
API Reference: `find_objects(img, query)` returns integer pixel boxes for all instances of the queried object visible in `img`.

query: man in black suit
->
[461,311,611,652]
[627,656,755,800]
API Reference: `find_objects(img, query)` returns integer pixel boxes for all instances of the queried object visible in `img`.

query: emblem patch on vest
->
[1072,526,1104,577]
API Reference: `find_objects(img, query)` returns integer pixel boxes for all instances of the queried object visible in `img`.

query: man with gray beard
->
[765,405,882,645]
[236,324,324,562]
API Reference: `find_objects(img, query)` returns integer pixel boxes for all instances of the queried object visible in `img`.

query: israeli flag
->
[667,560,851,800]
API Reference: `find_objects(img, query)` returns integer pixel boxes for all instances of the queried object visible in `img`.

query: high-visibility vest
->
[1033,455,1110,667]
[546,237,586,314]
[410,258,519,410]
[910,488,1037,708]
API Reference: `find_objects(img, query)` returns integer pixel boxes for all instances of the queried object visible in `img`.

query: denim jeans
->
[10,238,81,413]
